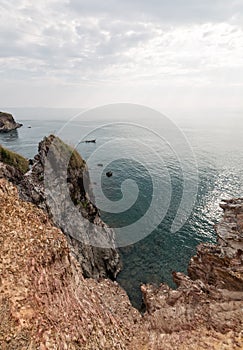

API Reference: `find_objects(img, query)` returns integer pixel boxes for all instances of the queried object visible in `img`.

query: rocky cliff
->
[0,136,121,280]
[0,140,243,349]
[0,179,140,349]
[1,178,243,349]
[188,198,243,290]
[131,198,243,349]
[0,111,22,132]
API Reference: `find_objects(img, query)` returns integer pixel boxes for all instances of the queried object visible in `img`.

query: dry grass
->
[0,144,29,174]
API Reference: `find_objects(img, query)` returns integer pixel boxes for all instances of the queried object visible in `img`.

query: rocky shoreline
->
[135,197,243,349]
[0,136,242,349]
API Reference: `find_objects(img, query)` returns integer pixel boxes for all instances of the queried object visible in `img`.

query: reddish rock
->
[0,179,140,349]
[1,163,243,349]
[132,197,243,349]
[188,198,243,290]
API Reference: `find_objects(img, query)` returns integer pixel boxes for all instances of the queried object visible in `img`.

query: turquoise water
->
[1,109,242,309]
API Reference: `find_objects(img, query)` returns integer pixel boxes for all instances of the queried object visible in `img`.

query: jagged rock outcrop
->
[0,136,121,280]
[0,111,22,132]
[0,179,140,349]
[0,172,243,349]
[188,198,243,290]
[130,198,243,349]
[22,135,121,279]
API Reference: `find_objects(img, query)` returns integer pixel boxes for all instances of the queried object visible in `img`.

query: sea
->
[1,106,243,309]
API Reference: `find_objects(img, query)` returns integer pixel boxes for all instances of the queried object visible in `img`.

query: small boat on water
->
[82,139,96,143]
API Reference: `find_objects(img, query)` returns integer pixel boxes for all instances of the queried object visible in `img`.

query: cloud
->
[67,0,243,24]
[0,0,242,108]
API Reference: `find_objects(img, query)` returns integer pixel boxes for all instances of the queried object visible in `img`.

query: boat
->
[82,139,96,143]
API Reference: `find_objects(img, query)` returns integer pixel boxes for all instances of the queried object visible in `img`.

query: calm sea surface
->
[1,108,242,309]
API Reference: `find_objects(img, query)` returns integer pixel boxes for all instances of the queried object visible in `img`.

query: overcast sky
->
[0,0,243,115]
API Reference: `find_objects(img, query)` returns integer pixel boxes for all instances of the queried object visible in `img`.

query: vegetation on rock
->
[0,144,29,174]
[44,134,86,170]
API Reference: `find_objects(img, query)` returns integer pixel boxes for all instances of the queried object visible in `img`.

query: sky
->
[0,0,243,116]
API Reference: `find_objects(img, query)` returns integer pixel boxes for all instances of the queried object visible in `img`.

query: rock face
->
[0,111,22,132]
[0,179,140,349]
[0,135,121,280]
[1,179,243,350]
[188,198,243,290]
[0,161,24,183]
[130,198,243,349]
[0,140,243,349]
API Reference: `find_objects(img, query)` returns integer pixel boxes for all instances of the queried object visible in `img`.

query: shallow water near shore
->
[1,108,243,309]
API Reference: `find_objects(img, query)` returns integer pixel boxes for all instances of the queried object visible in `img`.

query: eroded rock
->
[0,179,140,349]
[188,198,243,289]
[132,198,243,349]
[1,139,243,349]
[0,111,22,132]
[0,135,121,280]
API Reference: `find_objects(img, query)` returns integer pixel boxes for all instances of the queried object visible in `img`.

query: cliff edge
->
[0,136,121,280]
[0,179,140,349]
